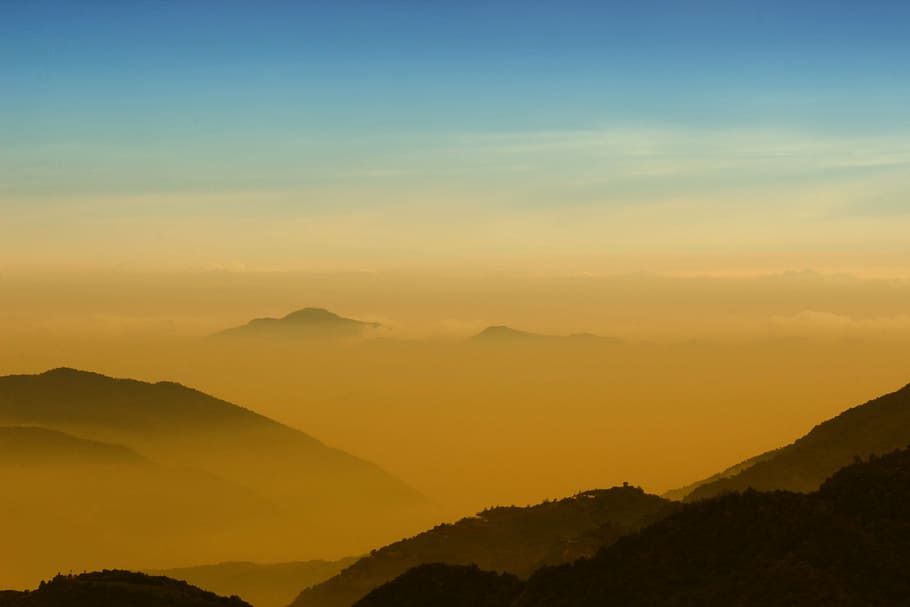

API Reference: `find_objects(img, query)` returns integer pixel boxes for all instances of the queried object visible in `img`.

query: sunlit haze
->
[2,2,910,604]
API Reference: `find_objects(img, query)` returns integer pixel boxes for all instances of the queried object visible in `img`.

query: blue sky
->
[2,1,909,272]
[5,0,909,139]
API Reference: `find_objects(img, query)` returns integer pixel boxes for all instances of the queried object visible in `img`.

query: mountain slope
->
[674,382,910,501]
[0,570,252,607]
[354,564,523,607]
[216,308,380,340]
[517,445,910,607]
[0,425,273,590]
[355,446,910,607]
[291,486,676,607]
[0,369,433,588]
[149,559,358,607]
[472,326,550,341]
[661,447,782,501]
[0,367,422,506]
[0,426,146,465]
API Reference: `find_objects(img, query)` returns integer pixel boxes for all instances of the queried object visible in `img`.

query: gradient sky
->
[3,1,909,273]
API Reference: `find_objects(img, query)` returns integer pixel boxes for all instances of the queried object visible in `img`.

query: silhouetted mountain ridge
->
[353,445,910,607]
[291,486,675,607]
[0,367,319,439]
[354,564,523,607]
[672,381,910,501]
[662,448,783,501]
[0,570,251,607]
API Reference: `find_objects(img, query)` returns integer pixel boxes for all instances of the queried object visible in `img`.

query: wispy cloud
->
[771,310,910,336]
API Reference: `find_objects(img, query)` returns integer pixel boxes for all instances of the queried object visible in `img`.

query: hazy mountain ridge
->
[291,486,676,607]
[148,559,359,607]
[673,382,910,501]
[216,308,380,340]
[0,570,252,607]
[471,325,621,343]
[661,448,783,501]
[0,428,271,591]
[0,368,433,589]
[0,426,146,465]
[0,367,323,442]
[353,445,910,607]
[0,368,421,503]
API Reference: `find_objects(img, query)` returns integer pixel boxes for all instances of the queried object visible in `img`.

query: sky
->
[2,0,909,273]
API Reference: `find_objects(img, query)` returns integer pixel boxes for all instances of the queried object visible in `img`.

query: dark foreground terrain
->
[292,486,675,607]
[354,445,910,607]
[0,571,251,607]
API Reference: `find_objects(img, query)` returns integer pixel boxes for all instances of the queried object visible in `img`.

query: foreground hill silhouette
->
[216,308,380,340]
[353,446,910,607]
[0,369,431,588]
[0,570,251,607]
[291,486,676,607]
[355,564,523,607]
[669,381,910,501]
[149,559,357,607]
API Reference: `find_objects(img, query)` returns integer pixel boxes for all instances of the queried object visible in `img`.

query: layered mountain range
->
[292,379,910,607]
[0,368,433,589]
[353,445,910,607]
[4,346,910,606]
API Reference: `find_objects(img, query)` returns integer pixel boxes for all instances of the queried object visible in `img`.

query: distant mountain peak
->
[41,367,104,378]
[216,307,380,339]
[474,325,540,340]
[282,307,362,322]
[472,325,620,343]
